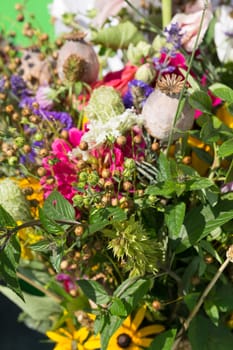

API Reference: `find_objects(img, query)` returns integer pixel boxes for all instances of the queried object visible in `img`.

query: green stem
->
[124,0,163,35]
[166,1,208,155]
[172,251,232,350]
[162,0,172,28]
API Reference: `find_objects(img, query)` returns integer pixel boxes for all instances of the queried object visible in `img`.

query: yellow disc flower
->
[108,306,165,350]
[46,326,100,350]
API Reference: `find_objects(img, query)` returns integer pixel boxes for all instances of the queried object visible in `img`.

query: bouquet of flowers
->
[0,1,233,349]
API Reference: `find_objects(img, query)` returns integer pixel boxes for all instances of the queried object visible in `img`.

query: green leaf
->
[188,315,233,350]
[50,247,63,273]
[165,202,186,239]
[0,235,23,299]
[157,152,173,181]
[92,21,143,50]
[147,329,177,350]
[114,277,150,299]
[39,208,65,235]
[77,280,111,305]
[43,191,75,221]
[0,285,62,333]
[100,315,123,350]
[0,204,17,227]
[179,68,200,92]
[218,138,233,157]
[185,177,215,191]
[188,91,212,113]
[89,207,127,234]
[94,313,108,334]
[30,239,52,252]
[110,298,128,317]
[204,301,219,326]
[209,83,233,103]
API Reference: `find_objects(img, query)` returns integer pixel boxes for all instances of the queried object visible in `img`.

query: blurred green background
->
[0,2,55,347]
[0,0,54,45]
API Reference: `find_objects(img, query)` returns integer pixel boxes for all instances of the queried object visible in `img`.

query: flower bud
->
[135,63,156,84]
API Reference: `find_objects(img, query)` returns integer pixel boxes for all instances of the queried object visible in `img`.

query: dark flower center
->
[117,333,132,348]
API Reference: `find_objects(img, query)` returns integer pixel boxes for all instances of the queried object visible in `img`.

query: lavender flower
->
[164,22,183,50]
[153,57,176,74]
[123,79,154,109]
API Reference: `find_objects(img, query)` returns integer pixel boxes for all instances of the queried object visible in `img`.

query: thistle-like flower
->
[105,216,163,276]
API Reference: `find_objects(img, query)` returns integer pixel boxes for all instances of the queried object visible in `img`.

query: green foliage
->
[147,329,177,350]
[188,90,212,113]
[209,83,233,104]
[92,21,144,50]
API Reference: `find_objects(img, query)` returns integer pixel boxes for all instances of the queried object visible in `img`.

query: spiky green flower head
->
[0,179,32,221]
[105,216,163,277]
[84,86,125,123]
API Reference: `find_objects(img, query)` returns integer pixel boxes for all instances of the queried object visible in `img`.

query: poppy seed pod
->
[57,34,99,84]
[142,89,194,142]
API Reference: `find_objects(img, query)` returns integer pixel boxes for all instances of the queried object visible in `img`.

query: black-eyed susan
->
[46,326,100,350]
[107,306,165,350]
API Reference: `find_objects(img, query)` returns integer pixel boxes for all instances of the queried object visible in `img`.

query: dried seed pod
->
[57,32,99,84]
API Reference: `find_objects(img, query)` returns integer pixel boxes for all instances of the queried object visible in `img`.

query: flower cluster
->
[1,1,233,350]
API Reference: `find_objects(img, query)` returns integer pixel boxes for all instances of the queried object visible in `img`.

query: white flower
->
[214,6,233,63]
[82,109,143,148]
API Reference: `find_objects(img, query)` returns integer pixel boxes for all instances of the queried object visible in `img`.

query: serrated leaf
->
[209,83,233,103]
[114,277,150,299]
[92,21,143,50]
[77,280,111,305]
[30,239,52,252]
[89,207,127,234]
[39,207,65,235]
[0,235,23,299]
[110,298,128,317]
[185,177,215,191]
[157,152,173,181]
[188,91,212,113]
[218,138,233,157]
[147,329,177,350]
[165,203,186,239]
[0,204,17,227]
[43,191,75,221]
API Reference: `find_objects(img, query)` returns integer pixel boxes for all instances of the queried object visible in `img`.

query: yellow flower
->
[108,306,165,350]
[17,221,42,260]
[16,177,44,218]
[46,326,100,350]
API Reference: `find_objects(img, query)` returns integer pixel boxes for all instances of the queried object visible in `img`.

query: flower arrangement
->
[1,1,233,350]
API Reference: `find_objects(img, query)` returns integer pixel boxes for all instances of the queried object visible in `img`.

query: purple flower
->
[164,22,183,50]
[221,181,233,194]
[20,96,73,130]
[123,79,154,109]
[153,57,176,74]
[10,75,29,97]
[0,77,5,92]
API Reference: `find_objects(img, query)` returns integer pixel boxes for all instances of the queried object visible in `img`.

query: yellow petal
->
[132,336,153,348]
[131,307,146,332]
[74,327,89,343]
[46,330,70,343]
[137,324,165,337]
[84,335,101,349]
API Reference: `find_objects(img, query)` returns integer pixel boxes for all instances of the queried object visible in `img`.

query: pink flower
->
[171,0,213,52]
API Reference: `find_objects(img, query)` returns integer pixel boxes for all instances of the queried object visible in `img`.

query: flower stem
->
[162,0,172,28]
[166,1,208,154]
[172,246,233,350]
